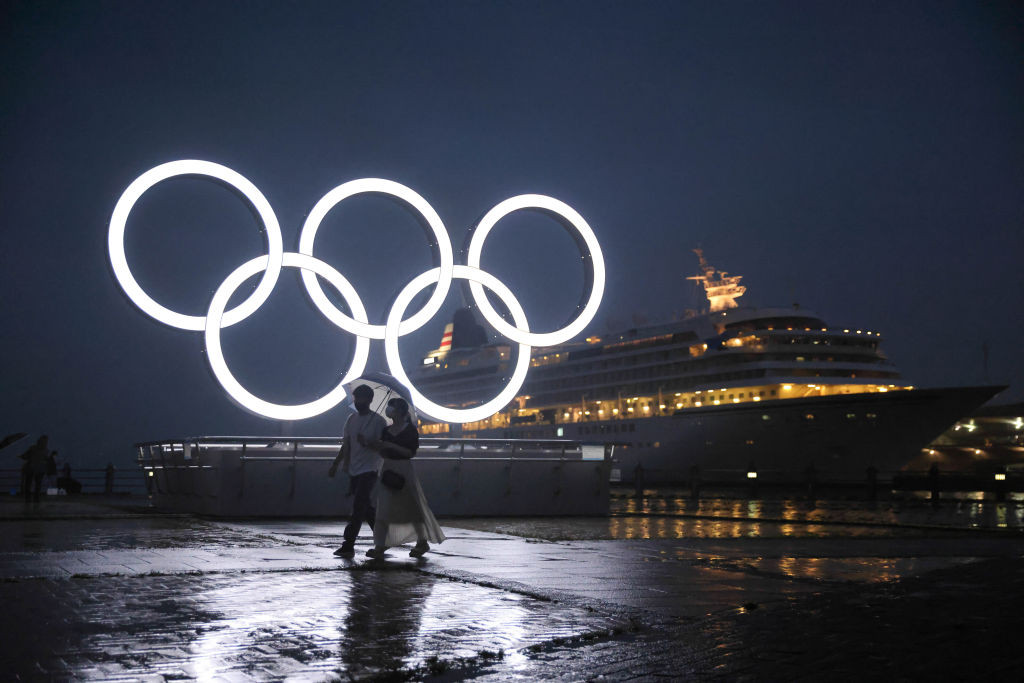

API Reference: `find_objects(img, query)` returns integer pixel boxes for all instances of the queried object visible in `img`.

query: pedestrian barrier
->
[1,467,145,496]
[135,437,612,516]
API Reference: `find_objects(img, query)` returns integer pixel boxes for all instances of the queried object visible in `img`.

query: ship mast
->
[686,249,746,312]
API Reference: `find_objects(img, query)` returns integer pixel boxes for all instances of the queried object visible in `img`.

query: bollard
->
[689,465,701,500]
[928,463,941,505]
[865,465,878,501]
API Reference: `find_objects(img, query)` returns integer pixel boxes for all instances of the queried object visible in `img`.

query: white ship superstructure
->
[412,253,1001,483]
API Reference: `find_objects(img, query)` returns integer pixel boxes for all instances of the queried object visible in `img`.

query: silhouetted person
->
[46,450,57,486]
[104,463,115,494]
[328,384,386,557]
[19,435,50,502]
[57,461,81,495]
[633,463,645,498]
[865,465,878,501]
[804,464,817,500]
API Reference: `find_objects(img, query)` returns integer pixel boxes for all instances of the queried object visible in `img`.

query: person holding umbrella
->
[328,384,387,557]
[365,397,445,559]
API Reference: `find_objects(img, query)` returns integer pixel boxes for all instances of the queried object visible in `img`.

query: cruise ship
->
[413,251,1003,484]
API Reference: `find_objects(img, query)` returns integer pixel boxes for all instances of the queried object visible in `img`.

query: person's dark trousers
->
[343,471,377,546]
[23,471,43,502]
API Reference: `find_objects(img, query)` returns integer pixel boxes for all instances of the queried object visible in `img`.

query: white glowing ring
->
[465,194,605,347]
[384,265,531,424]
[205,252,370,420]
[108,160,284,331]
[298,178,454,339]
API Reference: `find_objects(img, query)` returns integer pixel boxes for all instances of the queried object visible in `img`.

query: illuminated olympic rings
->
[108,160,605,422]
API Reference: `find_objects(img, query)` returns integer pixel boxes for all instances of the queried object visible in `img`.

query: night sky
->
[2,1,1022,470]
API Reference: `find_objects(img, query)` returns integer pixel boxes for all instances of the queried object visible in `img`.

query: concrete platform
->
[1,496,1023,680]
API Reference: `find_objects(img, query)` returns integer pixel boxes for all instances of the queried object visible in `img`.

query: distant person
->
[46,450,57,483]
[19,435,50,502]
[365,397,445,559]
[56,460,81,495]
[328,384,387,558]
[105,463,116,494]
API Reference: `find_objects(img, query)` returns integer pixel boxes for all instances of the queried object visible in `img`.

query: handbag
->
[380,468,405,491]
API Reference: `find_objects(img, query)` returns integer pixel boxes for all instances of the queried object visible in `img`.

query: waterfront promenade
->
[2,495,1022,680]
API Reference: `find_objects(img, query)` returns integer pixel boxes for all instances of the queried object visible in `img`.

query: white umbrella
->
[344,371,419,424]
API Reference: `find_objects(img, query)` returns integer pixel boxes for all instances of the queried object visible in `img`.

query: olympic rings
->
[205,252,371,421]
[298,178,454,340]
[108,160,605,422]
[108,160,284,331]
[385,266,532,424]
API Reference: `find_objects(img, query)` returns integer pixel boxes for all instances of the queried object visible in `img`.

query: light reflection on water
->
[607,492,1024,539]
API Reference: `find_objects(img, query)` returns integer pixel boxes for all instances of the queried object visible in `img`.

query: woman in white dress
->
[365,398,445,558]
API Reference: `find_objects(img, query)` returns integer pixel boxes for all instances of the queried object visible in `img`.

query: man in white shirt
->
[328,384,387,557]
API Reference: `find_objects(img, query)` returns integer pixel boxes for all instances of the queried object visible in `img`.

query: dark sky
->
[2,1,1022,468]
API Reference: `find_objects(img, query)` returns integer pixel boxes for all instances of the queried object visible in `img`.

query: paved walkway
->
[2,497,1023,680]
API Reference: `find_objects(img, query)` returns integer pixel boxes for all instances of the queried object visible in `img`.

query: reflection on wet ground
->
[3,565,615,680]
[2,495,1023,680]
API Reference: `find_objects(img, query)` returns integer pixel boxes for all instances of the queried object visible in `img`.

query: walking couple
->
[328,384,445,559]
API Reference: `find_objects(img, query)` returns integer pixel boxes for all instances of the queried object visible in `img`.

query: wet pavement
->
[2,496,1023,680]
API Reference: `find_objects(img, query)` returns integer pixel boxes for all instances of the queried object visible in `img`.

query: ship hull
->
[452,386,1002,484]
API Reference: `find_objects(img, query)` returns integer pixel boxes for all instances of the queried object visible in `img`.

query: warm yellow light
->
[995,473,1006,481]
[783,385,792,390]
[732,398,740,403]
[598,409,604,415]
[753,396,761,402]
[643,405,650,411]
[676,402,683,408]
[694,401,702,407]
[563,412,570,419]
[627,407,634,413]
[612,408,619,415]
[746,471,757,479]
[584,410,590,415]
[713,400,720,405]
[659,404,666,410]
[879,387,888,393]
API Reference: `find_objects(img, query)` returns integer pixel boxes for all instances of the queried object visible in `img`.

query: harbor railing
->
[135,436,613,516]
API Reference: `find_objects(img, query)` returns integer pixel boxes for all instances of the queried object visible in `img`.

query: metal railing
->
[0,467,146,495]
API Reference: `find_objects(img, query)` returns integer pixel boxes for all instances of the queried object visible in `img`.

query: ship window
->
[867,413,877,419]
[804,413,815,421]
[728,394,734,399]
[739,393,745,398]
[770,390,777,396]
[759,391,765,396]
[629,424,636,432]
[761,414,771,421]
[654,442,660,448]
[846,413,857,420]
